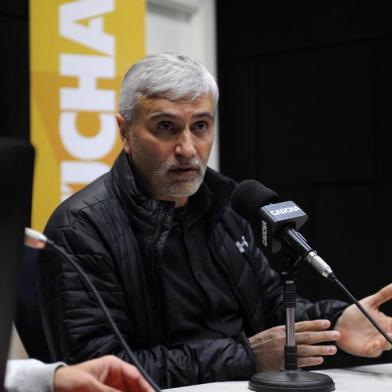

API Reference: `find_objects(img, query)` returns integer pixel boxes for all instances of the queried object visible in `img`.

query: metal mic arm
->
[280,227,334,280]
[282,268,298,371]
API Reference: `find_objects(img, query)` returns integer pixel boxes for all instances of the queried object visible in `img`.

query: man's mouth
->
[169,166,199,176]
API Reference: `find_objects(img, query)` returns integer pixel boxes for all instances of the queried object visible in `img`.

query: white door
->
[146,0,219,170]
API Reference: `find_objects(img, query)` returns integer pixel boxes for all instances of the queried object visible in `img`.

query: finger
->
[294,319,331,332]
[297,344,337,357]
[96,386,120,392]
[121,364,155,392]
[83,376,121,392]
[296,330,341,345]
[298,356,324,368]
[368,283,392,307]
[363,340,385,358]
[373,337,392,353]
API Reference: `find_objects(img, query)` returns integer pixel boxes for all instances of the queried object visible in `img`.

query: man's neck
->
[174,197,188,208]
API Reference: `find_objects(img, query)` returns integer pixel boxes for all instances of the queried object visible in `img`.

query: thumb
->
[368,283,392,308]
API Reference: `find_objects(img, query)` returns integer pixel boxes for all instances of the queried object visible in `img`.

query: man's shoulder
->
[45,172,116,231]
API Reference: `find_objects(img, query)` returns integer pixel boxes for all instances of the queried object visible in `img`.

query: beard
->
[150,157,207,198]
[130,147,207,202]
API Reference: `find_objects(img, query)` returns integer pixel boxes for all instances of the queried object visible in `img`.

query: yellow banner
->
[30,0,145,230]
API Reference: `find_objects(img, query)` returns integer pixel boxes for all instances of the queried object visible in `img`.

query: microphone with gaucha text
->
[24,228,161,392]
[231,179,334,280]
[231,179,392,346]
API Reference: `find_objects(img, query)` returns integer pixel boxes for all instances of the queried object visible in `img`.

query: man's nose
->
[174,129,196,158]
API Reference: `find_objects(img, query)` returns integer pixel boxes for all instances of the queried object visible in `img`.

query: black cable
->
[330,274,392,346]
[47,239,161,392]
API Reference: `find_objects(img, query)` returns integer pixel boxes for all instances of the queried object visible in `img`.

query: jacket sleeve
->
[38,219,256,389]
[132,333,255,387]
[5,359,65,392]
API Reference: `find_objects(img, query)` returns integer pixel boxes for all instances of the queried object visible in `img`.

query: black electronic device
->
[232,179,333,279]
[0,138,35,392]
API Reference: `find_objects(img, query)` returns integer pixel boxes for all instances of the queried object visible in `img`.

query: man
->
[39,53,392,388]
[5,355,153,392]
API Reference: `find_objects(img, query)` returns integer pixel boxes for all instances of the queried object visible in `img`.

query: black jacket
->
[38,152,347,388]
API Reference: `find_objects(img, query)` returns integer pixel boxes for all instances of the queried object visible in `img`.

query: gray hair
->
[119,53,219,123]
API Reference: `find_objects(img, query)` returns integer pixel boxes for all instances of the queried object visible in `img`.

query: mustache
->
[165,158,203,171]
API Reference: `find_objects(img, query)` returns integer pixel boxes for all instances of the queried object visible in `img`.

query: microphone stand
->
[249,253,335,392]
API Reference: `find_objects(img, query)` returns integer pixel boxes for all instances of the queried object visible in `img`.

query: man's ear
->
[116,113,132,154]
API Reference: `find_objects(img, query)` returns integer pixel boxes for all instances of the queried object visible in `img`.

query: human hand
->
[249,319,340,372]
[53,355,154,392]
[335,283,392,357]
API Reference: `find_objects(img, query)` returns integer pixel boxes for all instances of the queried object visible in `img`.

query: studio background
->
[217,1,392,366]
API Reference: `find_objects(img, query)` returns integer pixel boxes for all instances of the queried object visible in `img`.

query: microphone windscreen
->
[231,179,279,222]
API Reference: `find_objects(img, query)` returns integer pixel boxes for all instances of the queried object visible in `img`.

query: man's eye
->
[157,121,174,131]
[193,122,209,132]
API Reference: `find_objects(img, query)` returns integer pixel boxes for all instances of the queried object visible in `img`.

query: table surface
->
[163,363,392,391]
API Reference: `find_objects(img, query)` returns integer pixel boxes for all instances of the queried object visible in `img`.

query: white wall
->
[146,0,219,170]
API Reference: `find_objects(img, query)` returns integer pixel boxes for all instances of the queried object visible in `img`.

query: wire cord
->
[332,275,392,346]
[47,239,161,392]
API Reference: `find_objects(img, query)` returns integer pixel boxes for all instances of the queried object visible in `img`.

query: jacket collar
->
[108,151,237,238]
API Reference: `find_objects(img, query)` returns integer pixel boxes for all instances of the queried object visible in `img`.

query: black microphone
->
[231,179,334,280]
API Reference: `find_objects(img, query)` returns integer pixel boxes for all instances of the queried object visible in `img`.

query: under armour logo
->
[235,236,249,253]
